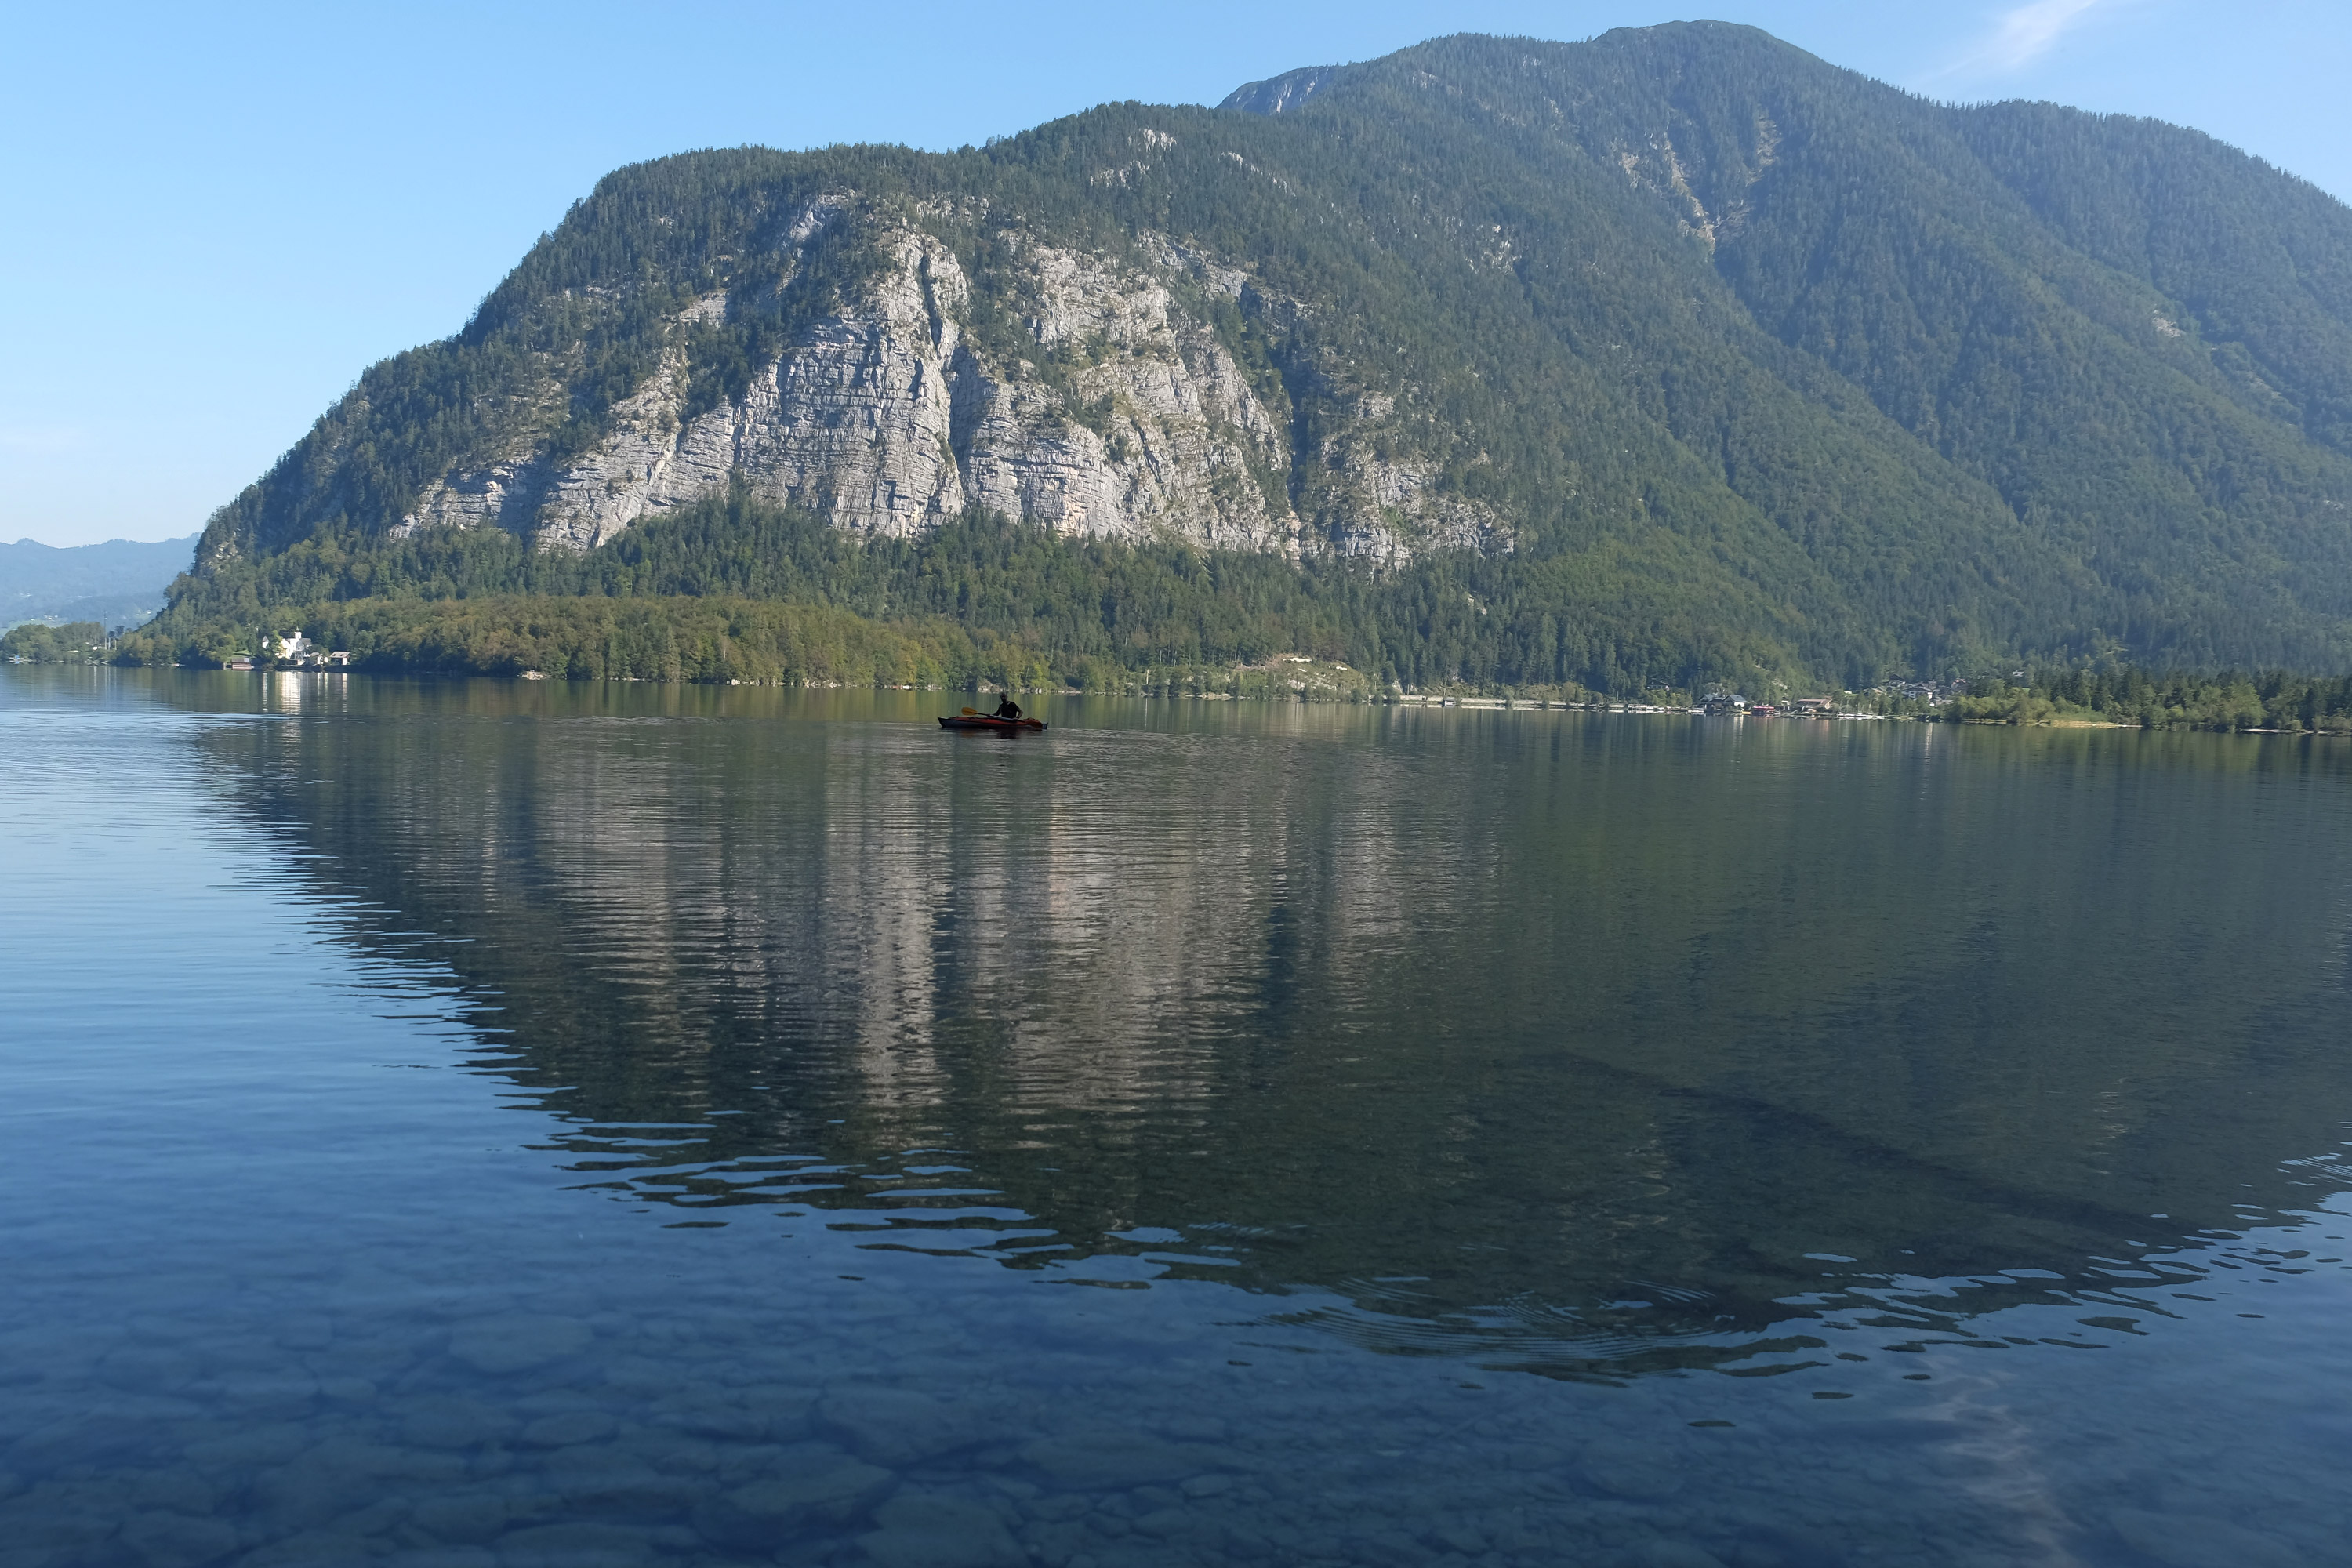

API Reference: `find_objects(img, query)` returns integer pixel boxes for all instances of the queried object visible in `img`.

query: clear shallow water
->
[4,669,2350,1568]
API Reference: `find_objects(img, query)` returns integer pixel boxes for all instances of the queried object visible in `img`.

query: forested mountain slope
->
[143,23,2352,690]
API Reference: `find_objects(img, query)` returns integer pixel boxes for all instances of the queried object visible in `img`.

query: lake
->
[4,669,2348,1568]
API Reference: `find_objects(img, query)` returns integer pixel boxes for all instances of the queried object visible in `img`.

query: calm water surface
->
[4,670,2350,1568]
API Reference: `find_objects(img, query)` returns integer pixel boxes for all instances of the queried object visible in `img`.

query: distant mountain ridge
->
[151,24,2352,688]
[2,535,194,630]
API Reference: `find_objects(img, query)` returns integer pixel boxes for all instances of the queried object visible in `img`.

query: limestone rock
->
[400,1395,515,1450]
[1018,1430,1243,1490]
[1581,1442,1685,1501]
[521,1410,619,1448]
[691,1450,897,1548]
[445,1313,593,1375]
[390,199,1498,566]
[819,1388,1000,1466]
[117,1509,241,1568]
[539,1443,710,1515]
[2108,1508,2303,1568]
[494,1520,658,1567]
[857,1492,1026,1568]
[379,1548,497,1568]
[407,1487,515,1544]
[1596,1542,1730,1568]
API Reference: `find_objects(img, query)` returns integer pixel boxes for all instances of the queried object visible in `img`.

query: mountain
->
[129,24,2352,691]
[2,535,194,630]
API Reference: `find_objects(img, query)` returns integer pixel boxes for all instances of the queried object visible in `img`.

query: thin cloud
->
[1988,0,2105,67]
[1934,0,2112,81]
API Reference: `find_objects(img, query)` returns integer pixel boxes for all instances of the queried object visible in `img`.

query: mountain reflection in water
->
[198,676,2352,1383]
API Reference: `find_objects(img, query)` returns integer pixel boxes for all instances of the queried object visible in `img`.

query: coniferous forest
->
[118,25,2352,708]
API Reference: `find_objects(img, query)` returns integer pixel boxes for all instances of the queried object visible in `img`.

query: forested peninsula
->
[117,24,2352,708]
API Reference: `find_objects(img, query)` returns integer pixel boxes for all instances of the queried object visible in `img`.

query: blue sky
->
[5,0,2347,547]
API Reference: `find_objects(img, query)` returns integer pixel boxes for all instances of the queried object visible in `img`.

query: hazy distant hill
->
[2,535,194,630]
[136,24,2352,690]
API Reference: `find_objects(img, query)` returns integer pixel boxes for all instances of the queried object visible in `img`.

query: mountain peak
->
[1221,23,1817,117]
[1218,64,1345,116]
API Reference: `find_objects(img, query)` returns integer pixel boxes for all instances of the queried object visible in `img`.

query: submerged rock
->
[1581,1442,1686,1501]
[379,1548,498,1568]
[239,1529,386,1567]
[400,1395,515,1450]
[495,1519,658,1567]
[820,1388,1000,1466]
[95,1345,201,1395]
[857,1491,1026,1568]
[446,1314,594,1375]
[539,1443,710,1516]
[406,1486,515,1544]
[2108,1508,2303,1568]
[521,1409,619,1448]
[1018,1431,1242,1490]
[1596,1541,1730,1568]
[380,1548,498,1568]
[517,1410,616,1448]
[181,1421,312,1472]
[691,1450,897,1548]
[117,1509,241,1568]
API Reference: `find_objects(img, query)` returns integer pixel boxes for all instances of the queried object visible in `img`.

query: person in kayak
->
[992,695,1024,721]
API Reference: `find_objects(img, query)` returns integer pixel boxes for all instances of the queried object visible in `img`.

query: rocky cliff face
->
[390,193,1498,563]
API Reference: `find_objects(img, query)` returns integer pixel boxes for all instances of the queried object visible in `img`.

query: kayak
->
[938,714,1047,733]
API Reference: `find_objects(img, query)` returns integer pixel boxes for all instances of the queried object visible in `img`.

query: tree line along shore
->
[12,611,2352,734]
